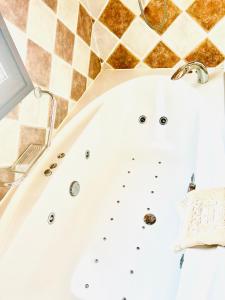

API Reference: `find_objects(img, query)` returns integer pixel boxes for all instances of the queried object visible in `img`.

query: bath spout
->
[171,61,209,84]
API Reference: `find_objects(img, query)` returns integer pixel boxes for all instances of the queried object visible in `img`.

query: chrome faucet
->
[171,61,209,84]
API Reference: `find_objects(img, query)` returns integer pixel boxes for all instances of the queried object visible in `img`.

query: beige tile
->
[185,38,224,67]
[54,96,68,129]
[73,36,91,76]
[88,51,102,79]
[0,0,29,31]
[0,119,20,167]
[57,0,79,32]
[121,0,142,15]
[162,13,206,57]
[122,17,159,59]
[5,20,27,63]
[209,17,225,55]
[27,0,57,52]
[42,0,58,12]
[91,21,119,60]
[19,90,50,128]
[71,70,87,101]
[77,4,93,45]
[99,0,135,38]
[50,55,73,99]
[144,41,180,68]
[172,0,195,10]
[26,40,52,88]
[84,0,108,18]
[143,0,181,35]
[187,0,225,31]
[107,44,139,68]
[55,20,75,64]
[18,126,46,155]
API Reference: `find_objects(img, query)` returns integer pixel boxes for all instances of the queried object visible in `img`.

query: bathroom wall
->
[87,0,225,69]
[0,0,102,199]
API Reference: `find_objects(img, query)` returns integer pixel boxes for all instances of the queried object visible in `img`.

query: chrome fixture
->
[171,61,209,84]
[0,87,57,188]
[138,0,168,31]
[69,181,80,197]
[188,173,196,192]
[44,169,52,177]
[139,115,146,123]
[57,153,65,159]
[48,212,55,224]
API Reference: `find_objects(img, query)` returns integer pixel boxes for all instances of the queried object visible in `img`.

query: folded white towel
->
[175,187,225,251]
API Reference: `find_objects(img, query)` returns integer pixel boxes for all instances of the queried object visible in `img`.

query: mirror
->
[0,13,33,120]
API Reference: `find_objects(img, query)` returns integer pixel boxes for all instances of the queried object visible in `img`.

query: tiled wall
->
[87,0,225,69]
[0,0,102,199]
[1,0,225,200]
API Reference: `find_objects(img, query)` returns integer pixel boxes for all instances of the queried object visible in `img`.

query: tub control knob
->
[144,213,156,225]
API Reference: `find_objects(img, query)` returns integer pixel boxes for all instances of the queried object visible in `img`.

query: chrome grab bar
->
[0,88,57,188]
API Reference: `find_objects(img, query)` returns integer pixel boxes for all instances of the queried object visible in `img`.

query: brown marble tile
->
[71,70,87,101]
[144,41,180,68]
[0,187,10,201]
[100,0,135,38]
[77,4,93,46]
[54,96,68,129]
[26,40,52,88]
[143,0,181,35]
[185,39,224,67]
[42,0,57,12]
[88,51,102,80]
[187,0,225,31]
[18,126,46,155]
[107,44,139,69]
[55,20,75,64]
[0,0,29,31]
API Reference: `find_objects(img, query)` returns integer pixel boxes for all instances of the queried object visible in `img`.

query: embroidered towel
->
[175,187,225,251]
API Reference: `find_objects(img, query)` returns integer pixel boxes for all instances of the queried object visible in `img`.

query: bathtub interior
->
[0,72,224,300]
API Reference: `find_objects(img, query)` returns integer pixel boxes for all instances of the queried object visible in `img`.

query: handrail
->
[138,0,168,32]
[0,88,57,188]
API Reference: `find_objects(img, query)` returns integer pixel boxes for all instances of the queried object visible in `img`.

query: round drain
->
[48,212,55,224]
[139,115,146,124]
[159,116,168,125]
[69,181,80,197]
[144,213,156,225]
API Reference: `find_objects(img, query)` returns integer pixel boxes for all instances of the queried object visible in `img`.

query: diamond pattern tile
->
[77,4,94,45]
[187,0,225,31]
[162,13,206,57]
[107,44,139,68]
[100,0,135,38]
[144,41,180,67]
[185,38,224,67]
[143,0,181,35]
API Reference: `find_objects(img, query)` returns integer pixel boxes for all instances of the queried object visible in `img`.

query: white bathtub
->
[0,69,224,300]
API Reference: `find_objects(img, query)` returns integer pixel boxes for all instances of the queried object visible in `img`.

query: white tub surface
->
[0,69,224,300]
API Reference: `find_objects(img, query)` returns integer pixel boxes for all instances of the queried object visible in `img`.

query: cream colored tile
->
[50,55,73,99]
[5,20,27,63]
[57,0,79,32]
[86,77,94,88]
[209,17,225,55]
[0,119,20,167]
[27,0,57,52]
[122,17,160,59]
[19,90,50,128]
[172,0,195,10]
[121,0,148,15]
[162,13,206,57]
[91,21,119,60]
[85,0,108,18]
[73,36,90,76]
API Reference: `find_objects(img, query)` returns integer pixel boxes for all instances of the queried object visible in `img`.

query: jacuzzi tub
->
[0,69,224,300]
